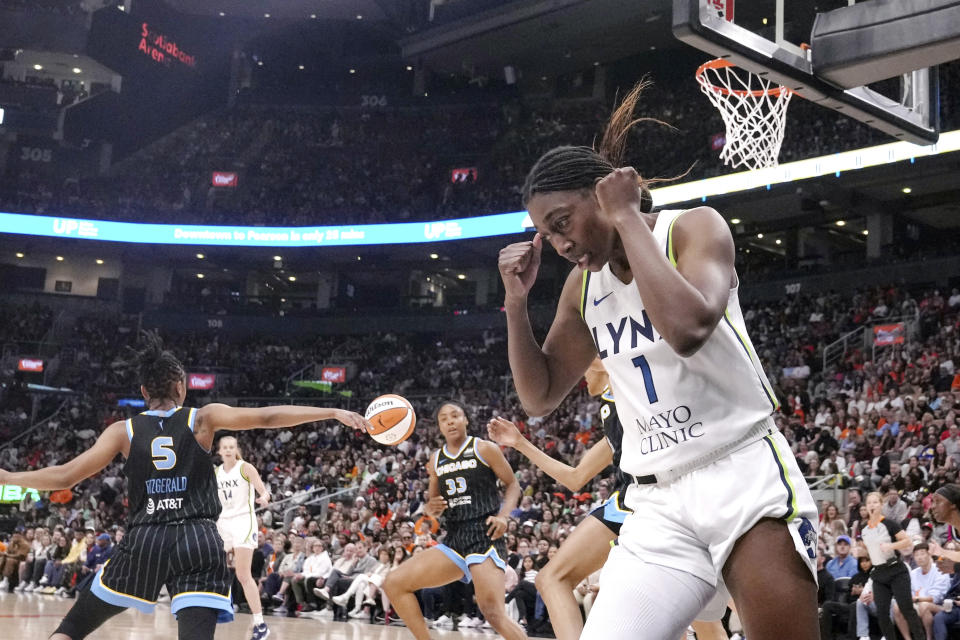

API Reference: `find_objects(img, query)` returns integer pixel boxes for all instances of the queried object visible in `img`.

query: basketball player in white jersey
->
[496,84,819,640]
[216,436,270,640]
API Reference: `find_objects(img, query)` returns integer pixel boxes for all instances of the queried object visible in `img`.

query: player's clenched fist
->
[595,167,644,223]
[498,233,542,300]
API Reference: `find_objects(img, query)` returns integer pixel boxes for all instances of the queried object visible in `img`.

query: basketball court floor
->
[1,591,492,640]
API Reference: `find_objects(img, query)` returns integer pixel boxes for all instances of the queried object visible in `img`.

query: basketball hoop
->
[695,58,793,170]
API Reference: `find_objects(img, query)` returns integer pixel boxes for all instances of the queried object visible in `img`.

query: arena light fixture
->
[356,14,363,19]
[15,252,24,258]
[96,259,104,264]
[310,14,317,19]
[862,229,870,235]
[218,11,225,16]
[257,61,263,67]
[349,69,356,74]
[56,255,64,261]
[775,239,782,245]
[33,64,42,71]
[4,132,959,249]
[273,255,282,261]
[730,218,741,224]
[406,65,413,71]
[756,233,763,239]
[902,187,912,194]
[836,220,846,227]
[196,253,205,259]
[288,276,296,281]
[430,253,439,259]
[298,65,305,70]
[264,13,270,18]
[458,274,466,280]
[197,273,204,279]
[72,67,82,74]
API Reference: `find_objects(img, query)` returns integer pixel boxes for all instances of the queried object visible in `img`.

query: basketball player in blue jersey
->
[496,84,819,640]
[0,332,370,640]
[383,401,528,640]
[487,359,729,640]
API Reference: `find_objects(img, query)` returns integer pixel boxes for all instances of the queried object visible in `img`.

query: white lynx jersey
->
[215,460,254,520]
[580,209,778,477]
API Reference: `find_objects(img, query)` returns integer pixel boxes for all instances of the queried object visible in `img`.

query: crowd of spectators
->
[4,60,958,229]
[1,282,960,636]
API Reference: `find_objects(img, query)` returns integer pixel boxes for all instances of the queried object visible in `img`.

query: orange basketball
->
[365,394,416,446]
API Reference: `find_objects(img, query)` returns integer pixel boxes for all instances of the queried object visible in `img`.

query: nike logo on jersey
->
[593,292,613,306]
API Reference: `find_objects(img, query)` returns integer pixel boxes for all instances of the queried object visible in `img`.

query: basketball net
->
[696,58,793,171]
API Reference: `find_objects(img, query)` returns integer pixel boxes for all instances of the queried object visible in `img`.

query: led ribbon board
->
[1,130,958,247]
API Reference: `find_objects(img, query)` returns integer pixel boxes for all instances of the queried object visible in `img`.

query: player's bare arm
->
[597,168,734,357]
[477,439,521,539]
[0,421,129,491]
[193,403,371,450]
[423,456,447,517]
[241,462,271,507]
[501,247,598,416]
[487,416,612,491]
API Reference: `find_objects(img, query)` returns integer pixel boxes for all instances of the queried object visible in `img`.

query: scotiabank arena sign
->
[211,172,238,188]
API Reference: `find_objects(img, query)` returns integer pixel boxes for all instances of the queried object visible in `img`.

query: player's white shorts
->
[618,429,818,586]
[217,513,258,551]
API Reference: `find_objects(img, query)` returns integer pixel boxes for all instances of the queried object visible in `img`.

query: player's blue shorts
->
[588,487,632,535]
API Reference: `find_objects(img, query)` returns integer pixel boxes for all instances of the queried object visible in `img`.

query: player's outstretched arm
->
[487,416,612,492]
[197,403,371,432]
[477,439,523,539]
[0,421,128,491]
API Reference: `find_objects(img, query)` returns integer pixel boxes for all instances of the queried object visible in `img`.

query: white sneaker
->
[23,582,37,593]
[730,634,743,640]
[462,616,483,628]
[858,637,870,640]
[14,582,25,592]
[686,628,696,640]
[332,593,350,607]
[434,615,453,627]
[313,587,330,601]
[0,578,9,591]
[348,609,366,619]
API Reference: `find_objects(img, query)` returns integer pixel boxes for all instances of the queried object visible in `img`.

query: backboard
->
[673,0,944,145]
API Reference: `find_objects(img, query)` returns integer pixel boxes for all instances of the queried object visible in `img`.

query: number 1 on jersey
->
[631,355,659,403]
[151,436,177,470]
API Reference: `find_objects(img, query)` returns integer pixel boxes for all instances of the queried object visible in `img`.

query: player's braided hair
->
[521,79,672,213]
[132,330,185,402]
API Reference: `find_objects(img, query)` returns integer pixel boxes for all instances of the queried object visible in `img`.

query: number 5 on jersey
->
[151,436,177,470]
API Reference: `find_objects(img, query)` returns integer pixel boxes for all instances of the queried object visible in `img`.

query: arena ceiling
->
[401,0,674,78]
[164,0,389,21]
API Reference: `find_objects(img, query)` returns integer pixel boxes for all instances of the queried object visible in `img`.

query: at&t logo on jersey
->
[634,404,704,455]
[146,496,184,515]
